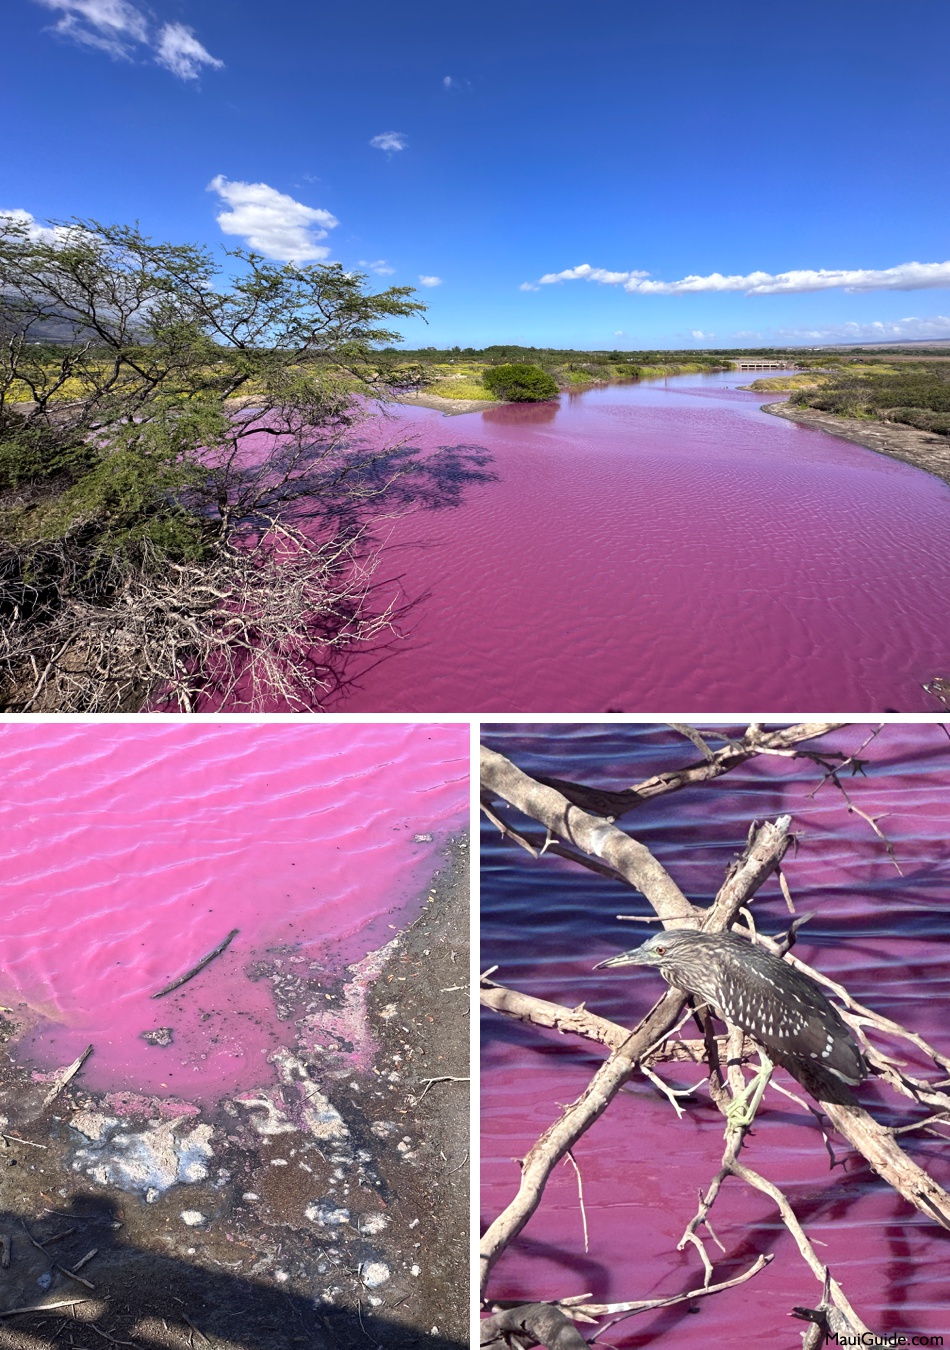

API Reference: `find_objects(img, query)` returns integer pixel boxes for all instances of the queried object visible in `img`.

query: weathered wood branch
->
[479,810,792,1297]
[480,746,695,919]
[478,985,687,1297]
[480,1254,772,1347]
[522,722,845,819]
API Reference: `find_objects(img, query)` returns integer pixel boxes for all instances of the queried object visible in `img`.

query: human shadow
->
[0,1194,466,1350]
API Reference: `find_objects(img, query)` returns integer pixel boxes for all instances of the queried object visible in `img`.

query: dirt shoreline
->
[762,398,950,490]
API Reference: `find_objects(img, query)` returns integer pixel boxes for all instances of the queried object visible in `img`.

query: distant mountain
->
[823,338,950,350]
[0,295,107,345]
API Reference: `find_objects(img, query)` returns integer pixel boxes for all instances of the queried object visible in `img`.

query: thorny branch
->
[479,727,950,1347]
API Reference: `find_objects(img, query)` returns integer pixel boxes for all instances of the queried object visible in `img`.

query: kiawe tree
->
[0,215,438,712]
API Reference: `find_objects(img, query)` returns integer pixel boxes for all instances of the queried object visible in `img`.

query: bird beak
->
[593,948,645,970]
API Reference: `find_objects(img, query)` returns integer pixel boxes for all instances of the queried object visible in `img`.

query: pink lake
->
[333,373,950,712]
[0,722,468,1101]
[481,724,950,1342]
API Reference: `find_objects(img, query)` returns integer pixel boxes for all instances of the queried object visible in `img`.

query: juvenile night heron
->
[595,929,868,1124]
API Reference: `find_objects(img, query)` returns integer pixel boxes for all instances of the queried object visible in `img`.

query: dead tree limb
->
[479,812,792,1296]
[480,1254,772,1348]
[480,746,696,920]
[486,722,844,824]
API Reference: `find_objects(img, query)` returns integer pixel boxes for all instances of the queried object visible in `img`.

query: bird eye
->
[655,945,667,955]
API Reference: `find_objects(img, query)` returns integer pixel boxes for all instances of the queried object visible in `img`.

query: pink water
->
[481,724,950,1341]
[337,374,950,712]
[0,722,468,1101]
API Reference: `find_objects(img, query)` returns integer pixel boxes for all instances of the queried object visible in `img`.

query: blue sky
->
[4,0,949,349]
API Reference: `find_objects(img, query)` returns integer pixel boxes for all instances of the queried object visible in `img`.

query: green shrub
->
[885,407,950,435]
[482,363,559,403]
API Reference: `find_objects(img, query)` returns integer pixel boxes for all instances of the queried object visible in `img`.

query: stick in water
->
[151,929,239,999]
[43,1045,93,1110]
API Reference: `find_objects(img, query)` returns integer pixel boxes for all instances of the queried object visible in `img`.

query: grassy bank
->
[788,361,950,437]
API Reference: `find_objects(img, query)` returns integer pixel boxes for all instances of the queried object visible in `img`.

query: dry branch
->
[479,805,792,1297]
[480,732,950,1346]
[478,984,687,1297]
[480,746,696,919]
[481,1255,773,1348]
[1,524,399,714]
[492,722,845,822]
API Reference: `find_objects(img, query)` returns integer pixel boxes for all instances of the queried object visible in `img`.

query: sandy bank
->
[396,391,503,415]
[762,398,950,491]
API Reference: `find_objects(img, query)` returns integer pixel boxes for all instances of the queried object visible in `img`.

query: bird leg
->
[726,1049,774,1132]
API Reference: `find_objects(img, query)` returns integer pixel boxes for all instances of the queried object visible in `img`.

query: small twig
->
[564,1150,589,1253]
[0,1299,95,1318]
[181,1313,212,1347]
[56,1264,95,1291]
[680,1230,715,1287]
[775,864,795,913]
[20,1220,95,1290]
[72,1248,98,1271]
[892,1112,950,1136]
[667,723,715,761]
[87,1322,138,1347]
[1,1133,47,1149]
[638,1063,701,1119]
[152,929,239,998]
[583,1253,773,1334]
[43,1045,93,1109]
[417,1075,469,1100]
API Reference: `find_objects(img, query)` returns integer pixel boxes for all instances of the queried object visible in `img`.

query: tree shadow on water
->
[245,438,499,538]
[0,1194,465,1350]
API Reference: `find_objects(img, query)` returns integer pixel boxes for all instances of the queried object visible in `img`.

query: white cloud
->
[154,22,223,80]
[358,259,395,275]
[691,329,715,339]
[0,208,60,244]
[538,264,650,287]
[775,316,950,343]
[443,75,454,88]
[526,259,950,296]
[613,330,625,337]
[519,282,540,292]
[33,0,222,78]
[370,131,407,152]
[208,176,339,263]
[418,275,442,288]
[34,0,147,56]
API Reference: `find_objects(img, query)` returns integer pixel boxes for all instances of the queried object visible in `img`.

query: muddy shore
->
[762,398,950,490]
[0,835,469,1350]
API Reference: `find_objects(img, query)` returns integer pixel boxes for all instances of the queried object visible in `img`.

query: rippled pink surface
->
[0,723,467,1100]
[339,374,950,711]
[481,725,950,1340]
